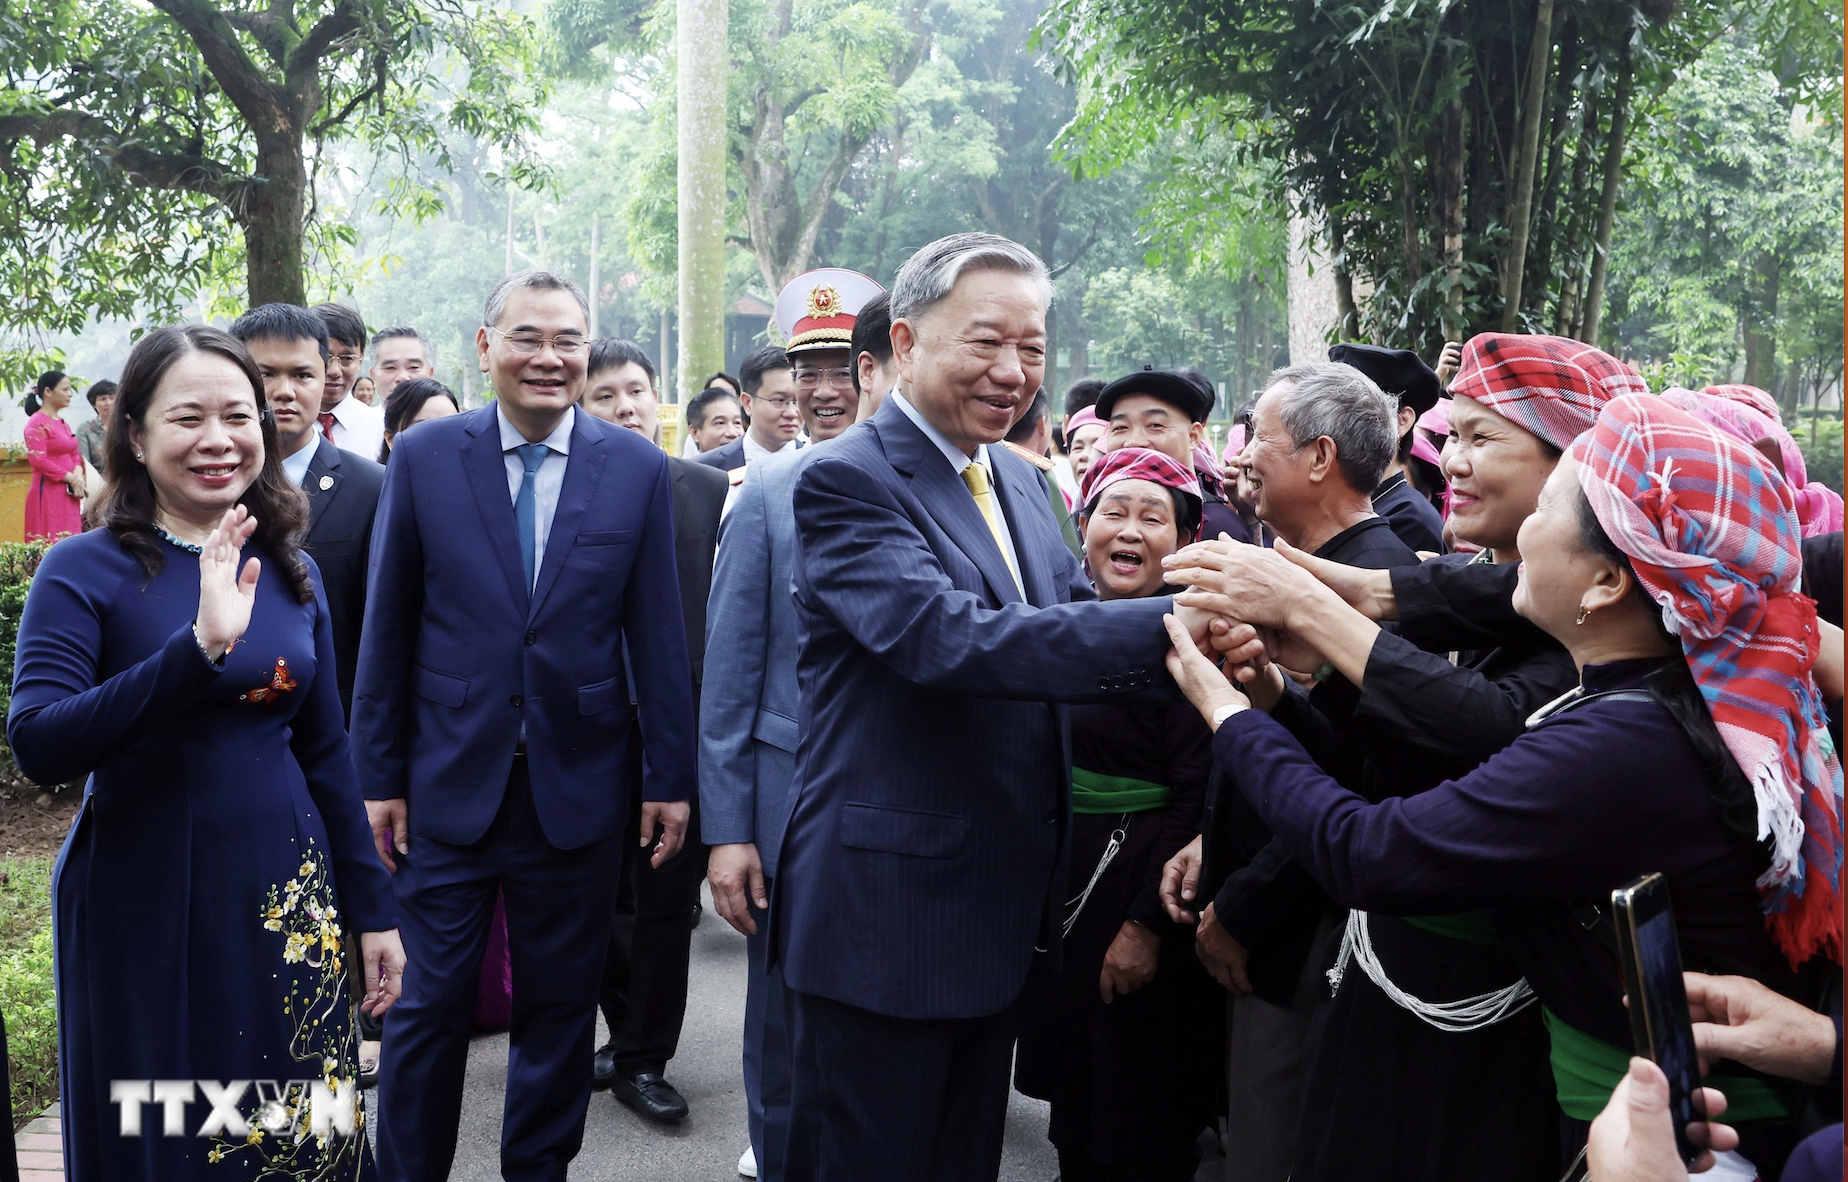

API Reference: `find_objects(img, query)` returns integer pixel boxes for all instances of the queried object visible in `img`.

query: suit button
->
[525,631,537,646]
[1111,675,1124,690]
[510,693,524,708]
[1044,808,1058,822]
[1098,677,1110,691]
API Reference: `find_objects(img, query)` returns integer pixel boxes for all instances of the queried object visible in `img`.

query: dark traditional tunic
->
[1015,694,1221,1181]
[1201,516,1418,1003]
[1215,658,1809,1173]
[1288,553,1579,1182]
[1201,496,1251,546]
[1371,471,1445,555]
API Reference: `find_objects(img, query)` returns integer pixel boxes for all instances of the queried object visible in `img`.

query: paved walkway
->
[13,883,1228,1180]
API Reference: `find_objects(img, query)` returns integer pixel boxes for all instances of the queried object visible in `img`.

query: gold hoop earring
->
[1576,604,1593,626]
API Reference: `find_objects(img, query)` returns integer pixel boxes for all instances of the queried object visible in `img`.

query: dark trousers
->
[744,886,791,1182]
[375,756,624,1182]
[785,988,1018,1182]
[598,773,709,1073]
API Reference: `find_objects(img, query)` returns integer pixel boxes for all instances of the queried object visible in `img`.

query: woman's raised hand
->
[197,506,260,661]
[1162,613,1248,726]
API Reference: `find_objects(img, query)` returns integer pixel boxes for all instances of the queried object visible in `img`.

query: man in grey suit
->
[701,288,895,1182]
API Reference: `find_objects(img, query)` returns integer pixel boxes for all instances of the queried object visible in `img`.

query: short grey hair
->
[484,269,590,328]
[889,232,1053,322]
[1265,362,1398,493]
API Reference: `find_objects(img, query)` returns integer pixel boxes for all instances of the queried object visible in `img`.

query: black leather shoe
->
[612,1068,689,1123]
[591,1044,617,1091]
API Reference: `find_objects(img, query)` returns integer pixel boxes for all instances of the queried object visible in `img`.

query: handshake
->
[1161,535,1395,716]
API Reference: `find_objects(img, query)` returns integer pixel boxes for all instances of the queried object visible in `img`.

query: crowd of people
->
[5,229,1843,1182]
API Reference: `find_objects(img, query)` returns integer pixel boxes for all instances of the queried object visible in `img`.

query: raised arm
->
[793,453,1174,700]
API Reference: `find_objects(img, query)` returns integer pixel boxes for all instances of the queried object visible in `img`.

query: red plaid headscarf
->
[1662,389,1845,538]
[1450,333,1648,451]
[1089,416,1227,502]
[1079,446,1203,536]
[1572,395,1843,967]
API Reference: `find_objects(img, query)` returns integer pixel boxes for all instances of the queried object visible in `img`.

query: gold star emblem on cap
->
[805,284,842,319]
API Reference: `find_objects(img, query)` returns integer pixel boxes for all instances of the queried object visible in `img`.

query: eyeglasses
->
[794,367,854,390]
[331,352,362,367]
[485,326,589,357]
[754,395,799,411]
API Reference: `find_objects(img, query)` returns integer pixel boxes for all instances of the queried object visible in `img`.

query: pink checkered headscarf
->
[1079,445,1202,522]
[1573,394,1842,967]
[1671,387,1843,538]
[1450,334,1648,452]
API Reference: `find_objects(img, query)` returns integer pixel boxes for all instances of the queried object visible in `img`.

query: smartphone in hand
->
[1611,872,1708,1167]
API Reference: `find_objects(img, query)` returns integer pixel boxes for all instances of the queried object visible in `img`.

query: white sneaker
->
[738,1145,758,1178]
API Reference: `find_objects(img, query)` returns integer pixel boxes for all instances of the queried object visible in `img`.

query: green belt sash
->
[1071,767,1172,814]
[1541,1007,1792,1122]
[1402,910,1503,945]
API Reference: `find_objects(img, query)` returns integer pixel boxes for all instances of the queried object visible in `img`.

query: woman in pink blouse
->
[24,370,85,541]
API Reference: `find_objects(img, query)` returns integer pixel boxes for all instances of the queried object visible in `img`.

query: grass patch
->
[0,855,56,1126]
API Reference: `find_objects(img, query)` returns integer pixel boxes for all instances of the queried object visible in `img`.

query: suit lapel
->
[529,409,608,622]
[875,399,1023,606]
[991,450,1054,607]
[460,408,530,610]
[303,439,340,532]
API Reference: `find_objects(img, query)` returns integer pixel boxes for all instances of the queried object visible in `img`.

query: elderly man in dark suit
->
[228,303,386,717]
[776,233,1218,1181]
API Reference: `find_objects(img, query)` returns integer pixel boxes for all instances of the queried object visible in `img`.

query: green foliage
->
[0,0,551,383]
[0,855,56,1123]
[1796,416,1842,495]
[0,542,47,781]
[1607,32,1843,409]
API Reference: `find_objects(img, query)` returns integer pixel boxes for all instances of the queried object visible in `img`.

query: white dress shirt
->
[327,393,386,461]
[742,431,795,465]
[890,392,1023,590]
[280,436,318,488]
[497,404,574,590]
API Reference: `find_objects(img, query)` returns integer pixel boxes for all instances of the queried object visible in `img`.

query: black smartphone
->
[1611,872,1708,1166]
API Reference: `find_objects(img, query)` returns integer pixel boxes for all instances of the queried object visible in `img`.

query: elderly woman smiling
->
[1163,394,1841,1177]
[1015,445,1222,1181]
[1155,335,1656,1182]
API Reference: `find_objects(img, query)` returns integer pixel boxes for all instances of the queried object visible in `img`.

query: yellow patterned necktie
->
[961,461,1023,596]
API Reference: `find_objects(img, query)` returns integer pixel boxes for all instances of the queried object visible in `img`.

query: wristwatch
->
[1211,701,1248,730]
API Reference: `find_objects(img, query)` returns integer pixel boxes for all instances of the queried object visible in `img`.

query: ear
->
[1398,405,1417,438]
[476,326,491,374]
[1580,555,1638,615]
[1306,436,1338,484]
[890,319,920,386]
[1187,419,1207,448]
[856,350,875,395]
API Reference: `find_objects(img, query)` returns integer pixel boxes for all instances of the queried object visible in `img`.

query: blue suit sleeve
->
[7,547,223,786]
[793,453,1171,700]
[291,571,395,932]
[698,468,773,845]
[353,439,424,801]
[627,456,697,803]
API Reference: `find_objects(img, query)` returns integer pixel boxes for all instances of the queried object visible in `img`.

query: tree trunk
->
[1529,17,1578,323]
[677,0,729,401]
[588,215,601,339]
[1499,0,1555,331]
[1578,31,1635,346]
[1439,92,1468,341]
[245,138,307,306]
[1329,215,1358,340]
[1551,87,1601,335]
[1742,251,1780,390]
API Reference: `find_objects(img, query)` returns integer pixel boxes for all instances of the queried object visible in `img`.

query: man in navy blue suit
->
[776,233,1218,1181]
[353,269,695,1182]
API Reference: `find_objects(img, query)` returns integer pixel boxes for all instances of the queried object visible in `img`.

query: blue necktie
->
[514,443,549,591]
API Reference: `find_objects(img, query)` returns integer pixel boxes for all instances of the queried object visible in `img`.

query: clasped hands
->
[1160,536,1356,720]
